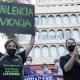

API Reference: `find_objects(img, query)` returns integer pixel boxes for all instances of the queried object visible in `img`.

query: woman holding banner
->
[0,29,35,80]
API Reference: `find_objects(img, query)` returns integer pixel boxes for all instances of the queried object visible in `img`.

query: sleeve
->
[17,50,26,64]
[0,52,4,58]
[60,56,68,71]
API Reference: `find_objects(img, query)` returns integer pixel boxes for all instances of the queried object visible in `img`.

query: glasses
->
[27,59,32,62]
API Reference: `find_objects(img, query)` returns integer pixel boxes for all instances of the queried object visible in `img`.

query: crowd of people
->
[0,25,80,80]
[23,38,80,80]
[24,56,63,80]
[1,37,80,80]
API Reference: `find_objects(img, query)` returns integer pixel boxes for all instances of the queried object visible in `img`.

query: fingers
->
[74,46,79,54]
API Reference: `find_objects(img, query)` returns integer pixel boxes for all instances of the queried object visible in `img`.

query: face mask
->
[67,44,76,52]
[26,61,31,65]
[7,49,16,56]
[43,68,49,73]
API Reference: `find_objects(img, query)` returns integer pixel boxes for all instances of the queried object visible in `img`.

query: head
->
[42,63,48,69]
[42,63,49,73]
[51,69,56,73]
[4,39,18,56]
[26,56,32,66]
[54,57,60,64]
[77,44,80,48]
[66,38,76,52]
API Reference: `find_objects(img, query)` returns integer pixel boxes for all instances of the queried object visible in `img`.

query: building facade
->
[30,0,80,64]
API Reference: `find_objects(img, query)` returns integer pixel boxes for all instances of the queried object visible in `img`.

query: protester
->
[42,63,50,74]
[0,30,35,80]
[54,58,63,80]
[24,56,36,76]
[60,38,80,80]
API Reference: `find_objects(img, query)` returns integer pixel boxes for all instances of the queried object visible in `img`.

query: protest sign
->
[0,2,35,34]
[24,74,53,80]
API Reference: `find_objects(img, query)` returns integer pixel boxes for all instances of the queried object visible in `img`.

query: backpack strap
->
[0,55,6,62]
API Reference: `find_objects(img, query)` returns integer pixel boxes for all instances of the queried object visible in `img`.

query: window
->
[72,29,80,40]
[63,15,69,24]
[56,29,64,40]
[40,16,46,25]
[35,16,39,25]
[35,31,41,41]
[18,34,26,42]
[26,34,31,40]
[34,47,41,57]
[48,30,56,40]
[70,14,77,24]
[41,30,48,40]
[50,46,58,58]
[42,46,49,57]
[78,15,80,23]
[55,15,62,24]
[64,29,71,39]
[58,45,65,57]
[47,15,54,25]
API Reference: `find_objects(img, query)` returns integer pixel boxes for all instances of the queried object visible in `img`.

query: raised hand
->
[74,46,80,62]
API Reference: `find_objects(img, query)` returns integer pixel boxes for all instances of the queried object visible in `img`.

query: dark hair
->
[42,63,48,68]
[27,56,32,62]
[65,38,76,48]
[4,39,19,49]
[77,43,80,46]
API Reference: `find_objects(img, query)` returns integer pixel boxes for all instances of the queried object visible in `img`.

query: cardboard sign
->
[0,2,35,34]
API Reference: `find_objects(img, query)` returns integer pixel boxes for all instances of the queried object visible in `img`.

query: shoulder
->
[16,49,26,57]
[60,54,70,70]
[16,50,26,63]
[60,54,70,63]
[0,52,4,58]
[60,54,70,59]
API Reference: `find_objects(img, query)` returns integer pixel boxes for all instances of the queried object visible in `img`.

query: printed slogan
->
[0,2,35,34]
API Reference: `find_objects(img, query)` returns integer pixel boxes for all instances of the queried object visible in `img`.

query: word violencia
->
[0,4,33,16]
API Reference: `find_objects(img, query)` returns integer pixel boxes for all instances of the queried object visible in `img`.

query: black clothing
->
[60,54,80,80]
[0,50,26,80]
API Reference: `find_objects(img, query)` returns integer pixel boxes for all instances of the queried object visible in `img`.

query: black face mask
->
[7,49,16,56]
[67,44,76,52]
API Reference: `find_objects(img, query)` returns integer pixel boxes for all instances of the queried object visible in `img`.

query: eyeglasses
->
[27,59,32,62]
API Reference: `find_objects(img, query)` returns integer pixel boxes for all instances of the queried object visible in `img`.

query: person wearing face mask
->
[0,29,35,80]
[42,63,50,74]
[60,38,80,80]
[24,56,36,76]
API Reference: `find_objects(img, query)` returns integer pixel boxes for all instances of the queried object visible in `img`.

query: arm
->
[63,54,75,72]
[17,27,36,63]
[60,49,79,73]
[25,27,36,58]
[25,35,35,58]
[63,50,78,72]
